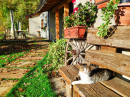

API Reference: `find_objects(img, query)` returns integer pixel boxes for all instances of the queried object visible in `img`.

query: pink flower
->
[72,0,76,3]
[73,7,78,12]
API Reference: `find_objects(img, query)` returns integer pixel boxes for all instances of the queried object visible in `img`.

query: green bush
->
[47,38,67,70]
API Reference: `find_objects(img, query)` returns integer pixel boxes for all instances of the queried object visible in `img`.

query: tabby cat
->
[71,64,113,85]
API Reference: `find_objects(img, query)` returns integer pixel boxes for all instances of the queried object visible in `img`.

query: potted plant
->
[64,2,98,39]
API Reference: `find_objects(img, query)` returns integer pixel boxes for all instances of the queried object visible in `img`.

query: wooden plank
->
[64,2,69,30]
[59,65,79,84]
[64,2,69,18]
[51,0,72,12]
[85,50,130,77]
[89,83,120,97]
[87,26,130,49]
[101,77,130,97]
[55,9,59,39]
[66,82,73,97]
[73,84,100,97]
[73,89,79,97]
[73,83,120,97]
[101,46,116,52]
[100,46,116,68]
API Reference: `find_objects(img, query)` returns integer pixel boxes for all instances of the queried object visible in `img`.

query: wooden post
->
[66,82,73,97]
[55,9,59,39]
[64,2,69,30]
[64,2,69,18]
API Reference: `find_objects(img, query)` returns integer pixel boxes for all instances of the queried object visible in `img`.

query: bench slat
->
[74,83,121,97]
[59,65,79,84]
[85,50,130,77]
[101,77,130,97]
[74,84,100,97]
[87,26,130,49]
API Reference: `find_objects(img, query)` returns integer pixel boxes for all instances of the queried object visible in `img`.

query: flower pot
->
[95,0,109,9]
[64,26,86,39]
[115,3,130,25]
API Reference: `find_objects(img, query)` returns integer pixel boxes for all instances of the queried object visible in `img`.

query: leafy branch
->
[97,0,120,37]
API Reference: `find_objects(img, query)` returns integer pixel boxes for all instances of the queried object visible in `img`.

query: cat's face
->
[79,65,91,74]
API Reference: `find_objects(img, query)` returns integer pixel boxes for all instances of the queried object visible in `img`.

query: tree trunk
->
[10,10,16,39]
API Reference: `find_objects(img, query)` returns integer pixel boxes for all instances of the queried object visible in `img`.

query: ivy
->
[97,0,120,37]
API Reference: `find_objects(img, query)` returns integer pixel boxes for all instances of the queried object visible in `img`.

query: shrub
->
[47,39,67,70]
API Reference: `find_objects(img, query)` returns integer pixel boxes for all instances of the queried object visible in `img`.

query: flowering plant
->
[63,2,98,29]
[37,31,40,33]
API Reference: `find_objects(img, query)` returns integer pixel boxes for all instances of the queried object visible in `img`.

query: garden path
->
[0,41,66,97]
[0,41,50,96]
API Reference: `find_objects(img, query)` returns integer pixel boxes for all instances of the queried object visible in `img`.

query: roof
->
[36,0,62,13]
[25,13,40,19]
[26,0,69,19]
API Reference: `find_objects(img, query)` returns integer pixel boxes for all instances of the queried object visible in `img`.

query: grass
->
[0,31,4,39]
[0,50,29,67]
[6,54,56,97]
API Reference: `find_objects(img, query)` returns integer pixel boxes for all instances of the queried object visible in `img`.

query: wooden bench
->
[59,26,130,97]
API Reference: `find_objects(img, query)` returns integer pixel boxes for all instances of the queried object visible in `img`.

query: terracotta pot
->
[64,26,86,39]
[115,3,130,25]
[95,0,109,9]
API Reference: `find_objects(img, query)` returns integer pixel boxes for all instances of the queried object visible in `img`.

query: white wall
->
[40,12,49,39]
[29,11,49,39]
[29,15,40,37]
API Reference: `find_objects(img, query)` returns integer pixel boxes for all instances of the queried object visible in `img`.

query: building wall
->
[40,12,49,39]
[29,11,49,39]
[29,15,40,37]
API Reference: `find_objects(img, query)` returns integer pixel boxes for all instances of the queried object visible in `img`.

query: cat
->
[71,64,113,86]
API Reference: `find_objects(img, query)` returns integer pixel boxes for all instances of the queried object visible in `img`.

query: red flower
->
[72,0,76,3]
[73,7,78,12]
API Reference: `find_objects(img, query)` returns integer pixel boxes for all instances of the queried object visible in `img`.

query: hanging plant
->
[96,0,120,37]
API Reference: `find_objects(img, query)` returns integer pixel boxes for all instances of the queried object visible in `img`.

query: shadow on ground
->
[0,40,50,55]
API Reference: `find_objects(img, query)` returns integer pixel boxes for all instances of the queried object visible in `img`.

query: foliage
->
[0,0,40,30]
[6,54,56,97]
[47,39,67,70]
[41,26,47,32]
[50,28,56,40]
[97,0,120,37]
[64,2,98,29]
[0,31,4,39]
